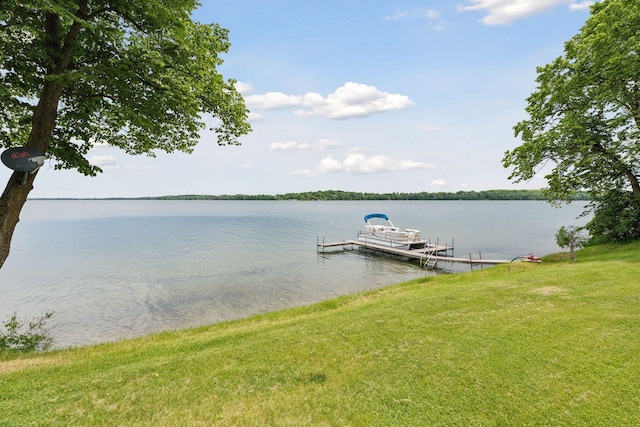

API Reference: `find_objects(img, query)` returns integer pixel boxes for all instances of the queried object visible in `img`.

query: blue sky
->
[6,0,598,198]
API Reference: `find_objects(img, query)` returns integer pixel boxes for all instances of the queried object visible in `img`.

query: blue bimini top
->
[363,213,389,222]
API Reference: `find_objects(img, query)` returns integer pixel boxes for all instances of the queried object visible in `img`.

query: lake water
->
[0,200,588,348]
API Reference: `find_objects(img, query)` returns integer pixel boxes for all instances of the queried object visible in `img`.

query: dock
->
[317,237,511,270]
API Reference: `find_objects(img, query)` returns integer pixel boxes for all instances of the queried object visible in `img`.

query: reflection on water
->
[0,200,587,348]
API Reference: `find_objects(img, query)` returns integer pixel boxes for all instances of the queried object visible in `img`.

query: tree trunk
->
[570,242,575,262]
[0,81,63,268]
[0,173,37,268]
[625,170,640,196]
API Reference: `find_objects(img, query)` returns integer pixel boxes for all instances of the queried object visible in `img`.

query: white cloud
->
[384,8,445,31]
[384,11,409,21]
[291,152,434,176]
[306,83,414,119]
[385,9,440,21]
[245,82,414,119]
[270,141,313,151]
[419,124,445,133]
[234,81,253,95]
[245,92,305,109]
[247,112,264,122]
[569,1,595,11]
[456,0,596,25]
[430,179,447,187]
[426,10,440,19]
[316,138,343,149]
[269,138,343,151]
[89,155,119,170]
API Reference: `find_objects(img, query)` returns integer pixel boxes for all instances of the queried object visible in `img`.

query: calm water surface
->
[0,200,587,348]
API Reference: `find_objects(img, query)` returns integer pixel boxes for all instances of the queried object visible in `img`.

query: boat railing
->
[359,228,424,243]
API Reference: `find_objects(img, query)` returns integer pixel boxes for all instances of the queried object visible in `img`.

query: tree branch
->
[104,2,148,32]
[591,141,640,194]
[54,1,88,73]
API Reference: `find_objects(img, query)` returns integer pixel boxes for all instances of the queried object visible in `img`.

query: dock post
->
[317,236,325,253]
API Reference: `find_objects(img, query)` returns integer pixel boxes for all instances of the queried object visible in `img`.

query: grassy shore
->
[2,243,639,426]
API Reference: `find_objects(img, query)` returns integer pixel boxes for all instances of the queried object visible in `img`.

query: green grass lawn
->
[2,243,640,426]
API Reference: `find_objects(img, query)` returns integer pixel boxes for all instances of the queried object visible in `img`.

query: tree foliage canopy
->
[0,0,251,176]
[503,0,640,203]
[0,0,251,269]
[586,190,640,244]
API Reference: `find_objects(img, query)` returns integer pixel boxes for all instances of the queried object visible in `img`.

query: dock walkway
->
[317,238,510,269]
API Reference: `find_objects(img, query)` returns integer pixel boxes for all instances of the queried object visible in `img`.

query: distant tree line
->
[152,194,276,201]
[147,190,589,201]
